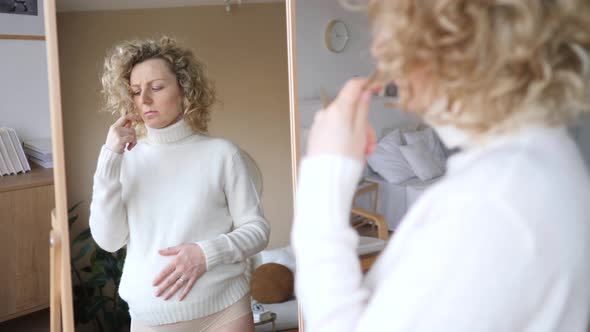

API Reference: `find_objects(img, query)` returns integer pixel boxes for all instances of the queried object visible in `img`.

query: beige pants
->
[130,294,253,332]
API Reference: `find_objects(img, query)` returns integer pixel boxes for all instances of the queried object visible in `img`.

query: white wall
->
[0,5,51,142]
[295,0,373,100]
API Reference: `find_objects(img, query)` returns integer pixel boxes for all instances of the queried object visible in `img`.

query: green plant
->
[69,202,130,332]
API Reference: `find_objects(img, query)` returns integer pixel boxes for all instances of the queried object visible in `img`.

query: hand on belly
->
[152,243,207,301]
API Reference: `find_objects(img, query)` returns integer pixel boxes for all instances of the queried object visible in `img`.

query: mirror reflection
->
[55,1,295,331]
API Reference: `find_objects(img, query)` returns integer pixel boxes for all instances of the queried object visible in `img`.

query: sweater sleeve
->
[196,149,271,271]
[292,155,537,332]
[88,145,129,253]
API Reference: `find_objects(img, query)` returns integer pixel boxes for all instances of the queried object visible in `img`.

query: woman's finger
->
[178,275,198,301]
[113,113,139,128]
[153,262,175,286]
[163,275,187,300]
[366,124,377,156]
[159,246,182,256]
[156,270,181,297]
[354,90,373,132]
[127,138,137,151]
[334,79,367,118]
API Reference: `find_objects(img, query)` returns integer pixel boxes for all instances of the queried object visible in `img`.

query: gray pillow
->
[398,140,444,181]
[367,130,416,184]
[403,127,447,170]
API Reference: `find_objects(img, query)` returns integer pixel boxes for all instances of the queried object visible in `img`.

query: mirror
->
[43,0,298,330]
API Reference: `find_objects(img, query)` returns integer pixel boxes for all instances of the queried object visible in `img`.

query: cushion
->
[251,263,294,304]
[367,129,415,184]
[399,140,444,181]
[403,127,447,170]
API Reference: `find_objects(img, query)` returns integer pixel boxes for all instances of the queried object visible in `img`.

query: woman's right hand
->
[105,114,141,154]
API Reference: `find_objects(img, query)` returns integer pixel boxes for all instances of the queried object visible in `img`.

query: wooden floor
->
[0,309,50,332]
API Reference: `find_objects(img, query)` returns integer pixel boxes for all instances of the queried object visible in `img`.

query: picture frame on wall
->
[0,0,44,40]
[0,0,38,16]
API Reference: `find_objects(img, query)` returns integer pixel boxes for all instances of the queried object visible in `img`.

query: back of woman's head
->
[368,0,590,134]
[101,36,216,136]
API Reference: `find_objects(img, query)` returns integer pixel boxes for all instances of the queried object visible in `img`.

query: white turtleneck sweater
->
[89,119,270,325]
[292,125,590,331]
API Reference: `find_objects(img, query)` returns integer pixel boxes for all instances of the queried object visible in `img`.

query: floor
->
[0,309,50,332]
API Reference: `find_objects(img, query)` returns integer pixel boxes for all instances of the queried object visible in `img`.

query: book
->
[28,154,53,168]
[0,134,16,174]
[23,138,52,156]
[0,148,8,176]
[7,128,31,172]
[23,147,51,161]
[0,128,24,174]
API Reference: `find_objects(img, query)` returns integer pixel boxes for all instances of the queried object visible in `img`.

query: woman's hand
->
[153,243,207,301]
[105,113,141,154]
[307,79,377,162]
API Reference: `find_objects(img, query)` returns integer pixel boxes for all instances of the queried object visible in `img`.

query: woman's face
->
[130,58,184,129]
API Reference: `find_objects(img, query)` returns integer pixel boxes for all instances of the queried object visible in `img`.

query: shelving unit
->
[0,165,54,322]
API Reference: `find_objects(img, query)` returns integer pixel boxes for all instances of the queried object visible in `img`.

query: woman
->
[293,1,590,331]
[89,36,269,332]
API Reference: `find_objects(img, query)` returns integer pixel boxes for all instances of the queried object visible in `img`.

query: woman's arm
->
[291,155,369,331]
[196,149,270,271]
[89,145,130,252]
[292,154,536,332]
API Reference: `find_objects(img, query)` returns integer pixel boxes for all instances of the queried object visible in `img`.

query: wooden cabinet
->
[0,166,54,322]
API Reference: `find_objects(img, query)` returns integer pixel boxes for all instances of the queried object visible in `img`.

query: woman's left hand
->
[153,243,207,301]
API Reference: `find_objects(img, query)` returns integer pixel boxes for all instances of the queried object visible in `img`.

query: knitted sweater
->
[89,118,270,325]
[293,125,590,331]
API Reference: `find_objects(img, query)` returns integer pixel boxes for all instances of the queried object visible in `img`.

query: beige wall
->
[57,3,293,249]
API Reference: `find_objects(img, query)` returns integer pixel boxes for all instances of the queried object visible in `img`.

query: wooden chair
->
[351,207,389,273]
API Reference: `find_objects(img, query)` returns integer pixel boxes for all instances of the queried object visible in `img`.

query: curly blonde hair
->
[366,0,590,134]
[100,36,216,136]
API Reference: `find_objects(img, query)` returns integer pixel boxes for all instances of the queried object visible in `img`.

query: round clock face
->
[325,20,349,53]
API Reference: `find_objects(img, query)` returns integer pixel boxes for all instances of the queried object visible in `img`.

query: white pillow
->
[367,130,416,184]
[399,140,444,181]
[259,246,296,272]
[404,127,446,169]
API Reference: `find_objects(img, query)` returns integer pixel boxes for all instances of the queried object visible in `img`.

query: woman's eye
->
[152,86,163,91]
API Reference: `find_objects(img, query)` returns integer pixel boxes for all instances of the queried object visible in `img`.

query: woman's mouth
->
[144,110,158,116]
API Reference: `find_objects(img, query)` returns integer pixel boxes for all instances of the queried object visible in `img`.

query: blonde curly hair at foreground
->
[100,36,216,137]
[366,0,590,134]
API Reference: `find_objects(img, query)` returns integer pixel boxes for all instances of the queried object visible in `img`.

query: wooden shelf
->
[0,165,54,193]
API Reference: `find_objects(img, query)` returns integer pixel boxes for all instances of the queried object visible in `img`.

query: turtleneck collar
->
[431,120,566,174]
[146,118,195,144]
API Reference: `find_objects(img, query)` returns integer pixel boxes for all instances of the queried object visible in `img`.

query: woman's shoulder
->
[195,135,240,156]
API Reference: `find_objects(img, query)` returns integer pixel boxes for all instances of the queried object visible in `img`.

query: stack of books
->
[0,127,31,176]
[23,138,53,169]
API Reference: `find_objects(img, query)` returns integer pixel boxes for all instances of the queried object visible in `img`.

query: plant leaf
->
[68,201,84,214]
[84,273,110,288]
[72,228,92,246]
[72,242,94,263]
[86,296,112,319]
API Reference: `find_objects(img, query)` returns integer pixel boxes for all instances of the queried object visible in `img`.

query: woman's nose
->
[140,90,152,104]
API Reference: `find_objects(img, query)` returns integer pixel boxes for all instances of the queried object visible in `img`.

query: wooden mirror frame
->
[44,0,75,330]
[285,0,303,330]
